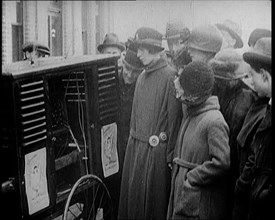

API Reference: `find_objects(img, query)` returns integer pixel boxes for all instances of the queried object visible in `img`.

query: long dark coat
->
[234,104,272,220]
[118,58,182,219]
[232,97,269,220]
[167,96,231,220]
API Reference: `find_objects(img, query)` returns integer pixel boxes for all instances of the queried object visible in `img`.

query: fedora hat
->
[22,41,50,56]
[123,49,143,71]
[243,37,271,67]
[97,33,126,53]
[188,24,223,53]
[216,19,243,48]
[133,27,164,52]
[248,28,271,47]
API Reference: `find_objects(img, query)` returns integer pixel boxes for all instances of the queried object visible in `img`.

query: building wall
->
[2,1,112,65]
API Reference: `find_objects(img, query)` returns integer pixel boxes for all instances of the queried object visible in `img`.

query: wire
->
[75,72,89,175]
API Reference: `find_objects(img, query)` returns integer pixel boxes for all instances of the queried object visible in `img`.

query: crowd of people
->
[21,18,271,220]
[97,19,271,220]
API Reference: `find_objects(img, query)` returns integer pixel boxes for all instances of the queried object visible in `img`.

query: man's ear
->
[260,68,269,82]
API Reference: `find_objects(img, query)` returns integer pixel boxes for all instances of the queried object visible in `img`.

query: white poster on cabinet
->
[101,122,119,177]
[25,147,49,215]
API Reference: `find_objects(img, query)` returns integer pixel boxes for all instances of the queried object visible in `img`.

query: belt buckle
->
[149,135,159,147]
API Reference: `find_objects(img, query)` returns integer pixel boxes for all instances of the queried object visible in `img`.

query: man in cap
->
[216,19,243,49]
[97,33,126,69]
[186,24,223,64]
[118,27,182,220]
[167,61,230,219]
[233,37,272,220]
[22,41,50,63]
[164,20,192,71]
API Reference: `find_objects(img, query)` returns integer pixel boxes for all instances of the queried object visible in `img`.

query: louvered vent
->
[19,79,47,147]
[97,64,118,122]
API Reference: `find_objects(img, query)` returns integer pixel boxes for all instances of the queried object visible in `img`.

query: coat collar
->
[187,96,220,117]
[144,57,168,74]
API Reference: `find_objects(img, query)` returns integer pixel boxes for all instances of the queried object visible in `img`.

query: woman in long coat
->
[167,61,231,220]
[118,27,182,220]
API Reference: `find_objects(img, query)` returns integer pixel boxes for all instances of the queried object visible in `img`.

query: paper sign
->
[25,147,49,215]
[101,123,119,177]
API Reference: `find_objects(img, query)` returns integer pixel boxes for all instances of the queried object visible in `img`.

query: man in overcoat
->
[118,27,182,219]
[233,37,272,220]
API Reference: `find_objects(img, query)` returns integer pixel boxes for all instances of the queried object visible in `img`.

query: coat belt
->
[173,157,198,170]
[130,129,168,145]
[130,128,149,143]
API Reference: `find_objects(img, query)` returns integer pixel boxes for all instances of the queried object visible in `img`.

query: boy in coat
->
[118,27,182,219]
[234,37,272,220]
[167,61,231,219]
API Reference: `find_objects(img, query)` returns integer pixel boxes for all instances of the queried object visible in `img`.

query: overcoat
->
[118,57,182,219]
[234,104,272,220]
[232,97,268,220]
[167,96,231,220]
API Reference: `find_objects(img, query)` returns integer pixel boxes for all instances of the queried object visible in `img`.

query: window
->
[48,1,62,56]
[12,0,23,62]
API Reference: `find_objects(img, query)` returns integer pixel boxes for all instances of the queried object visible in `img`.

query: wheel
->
[63,174,114,220]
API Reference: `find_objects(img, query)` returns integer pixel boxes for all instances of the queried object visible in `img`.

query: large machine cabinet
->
[1,54,121,219]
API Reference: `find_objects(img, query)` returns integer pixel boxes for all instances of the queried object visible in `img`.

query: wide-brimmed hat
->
[248,28,271,47]
[22,41,50,55]
[243,37,271,68]
[133,27,164,52]
[165,21,190,43]
[123,49,143,71]
[216,19,243,48]
[188,24,223,53]
[97,33,126,53]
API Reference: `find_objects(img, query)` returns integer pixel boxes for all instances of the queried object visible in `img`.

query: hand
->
[168,163,173,170]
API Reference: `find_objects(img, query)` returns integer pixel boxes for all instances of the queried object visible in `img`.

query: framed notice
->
[24,147,49,215]
[101,122,119,177]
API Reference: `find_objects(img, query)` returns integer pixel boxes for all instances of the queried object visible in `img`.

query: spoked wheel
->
[63,174,114,220]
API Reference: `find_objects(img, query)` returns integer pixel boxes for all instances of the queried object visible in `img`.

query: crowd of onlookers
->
[96,20,271,220]
[21,19,271,220]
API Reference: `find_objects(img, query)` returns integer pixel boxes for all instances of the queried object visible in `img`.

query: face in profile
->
[167,38,182,53]
[122,64,141,84]
[137,47,156,66]
[249,68,270,97]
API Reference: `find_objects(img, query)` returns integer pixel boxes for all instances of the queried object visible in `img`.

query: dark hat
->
[209,48,247,80]
[97,33,126,53]
[123,49,143,71]
[126,37,138,52]
[248,28,271,47]
[179,61,214,98]
[133,27,164,52]
[165,21,190,42]
[188,24,223,53]
[243,37,271,68]
[22,41,50,56]
[216,19,243,48]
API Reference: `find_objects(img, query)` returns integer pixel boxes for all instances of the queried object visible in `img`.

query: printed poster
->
[101,122,119,177]
[25,147,49,215]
